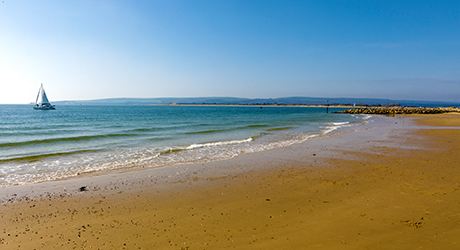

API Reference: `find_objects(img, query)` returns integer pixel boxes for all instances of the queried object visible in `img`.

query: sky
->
[1,0,459,104]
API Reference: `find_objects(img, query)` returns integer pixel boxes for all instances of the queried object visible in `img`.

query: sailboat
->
[33,83,55,110]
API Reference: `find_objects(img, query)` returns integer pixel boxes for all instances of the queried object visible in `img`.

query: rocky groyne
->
[335,107,460,115]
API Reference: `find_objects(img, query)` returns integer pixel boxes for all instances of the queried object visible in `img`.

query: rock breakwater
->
[335,107,460,115]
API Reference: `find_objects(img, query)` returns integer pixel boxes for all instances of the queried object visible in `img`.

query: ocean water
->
[0,105,371,187]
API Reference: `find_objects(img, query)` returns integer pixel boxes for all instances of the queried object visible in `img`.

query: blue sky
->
[1,0,459,104]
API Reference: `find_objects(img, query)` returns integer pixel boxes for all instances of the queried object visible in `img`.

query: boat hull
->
[33,105,55,110]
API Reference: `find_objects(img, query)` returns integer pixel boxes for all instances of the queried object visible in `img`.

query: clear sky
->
[1,0,459,104]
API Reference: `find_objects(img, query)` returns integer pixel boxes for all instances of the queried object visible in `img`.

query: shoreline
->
[0,105,367,188]
[1,114,459,249]
[0,114,387,202]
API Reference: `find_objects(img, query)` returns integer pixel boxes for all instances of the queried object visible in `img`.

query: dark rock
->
[334,107,459,115]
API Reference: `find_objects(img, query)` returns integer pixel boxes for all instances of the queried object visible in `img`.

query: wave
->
[266,126,294,131]
[145,137,172,141]
[237,124,270,129]
[187,137,253,149]
[126,127,166,133]
[185,124,271,135]
[1,124,79,132]
[320,120,368,135]
[156,137,253,156]
[331,122,349,126]
[351,114,373,120]
[250,132,267,140]
[0,133,141,148]
[185,129,230,135]
[0,149,98,163]
[0,130,89,139]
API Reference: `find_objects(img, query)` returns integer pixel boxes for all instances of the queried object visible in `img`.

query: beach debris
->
[401,220,422,228]
[79,186,88,192]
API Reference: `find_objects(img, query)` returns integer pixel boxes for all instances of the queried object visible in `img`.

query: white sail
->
[35,84,50,105]
[34,83,55,109]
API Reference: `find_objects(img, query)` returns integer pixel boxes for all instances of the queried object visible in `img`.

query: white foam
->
[187,137,253,149]
[332,121,350,126]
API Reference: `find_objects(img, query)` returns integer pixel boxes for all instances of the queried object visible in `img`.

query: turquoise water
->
[0,105,370,186]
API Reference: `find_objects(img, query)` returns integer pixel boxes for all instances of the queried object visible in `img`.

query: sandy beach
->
[1,114,459,249]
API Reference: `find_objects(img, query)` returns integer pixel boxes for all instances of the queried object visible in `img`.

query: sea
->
[0,105,372,187]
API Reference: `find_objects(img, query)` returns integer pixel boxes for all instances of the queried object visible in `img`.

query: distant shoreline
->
[50,96,460,108]
[155,103,360,108]
[157,103,460,114]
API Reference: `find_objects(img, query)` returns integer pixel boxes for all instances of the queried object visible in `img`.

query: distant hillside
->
[54,97,460,108]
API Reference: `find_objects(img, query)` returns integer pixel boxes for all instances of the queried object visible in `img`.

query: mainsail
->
[34,83,55,109]
[35,83,50,105]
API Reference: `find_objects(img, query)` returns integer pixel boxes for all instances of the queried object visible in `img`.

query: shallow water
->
[0,105,371,186]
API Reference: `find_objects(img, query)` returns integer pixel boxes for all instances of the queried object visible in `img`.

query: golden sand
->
[1,114,459,249]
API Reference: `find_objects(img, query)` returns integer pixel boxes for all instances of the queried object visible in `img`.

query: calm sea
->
[0,105,371,187]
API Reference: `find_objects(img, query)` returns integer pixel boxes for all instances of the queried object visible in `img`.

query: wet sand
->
[1,114,459,249]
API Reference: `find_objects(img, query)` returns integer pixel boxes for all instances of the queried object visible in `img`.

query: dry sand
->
[1,114,459,249]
